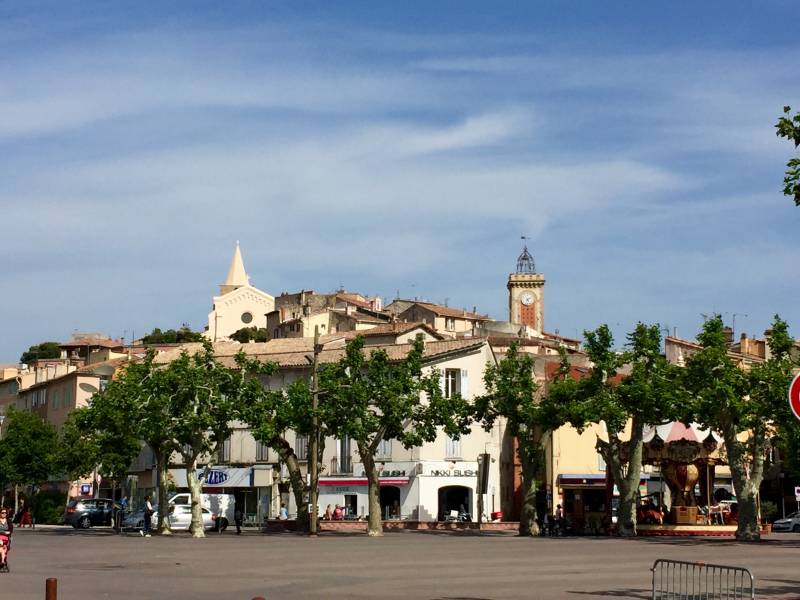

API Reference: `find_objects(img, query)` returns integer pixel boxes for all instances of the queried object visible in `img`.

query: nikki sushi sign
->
[789,373,800,422]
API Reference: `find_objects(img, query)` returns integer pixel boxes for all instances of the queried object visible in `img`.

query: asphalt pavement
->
[3,527,799,599]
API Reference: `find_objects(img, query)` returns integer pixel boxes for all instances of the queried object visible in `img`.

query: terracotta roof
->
[402,301,490,321]
[542,331,581,344]
[335,294,373,309]
[665,336,764,363]
[351,321,443,339]
[61,337,124,349]
[155,339,487,369]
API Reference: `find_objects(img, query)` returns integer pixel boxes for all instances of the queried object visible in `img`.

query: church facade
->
[205,243,275,341]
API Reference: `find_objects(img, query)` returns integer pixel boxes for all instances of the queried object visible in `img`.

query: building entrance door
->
[438,485,472,521]
[380,486,401,519]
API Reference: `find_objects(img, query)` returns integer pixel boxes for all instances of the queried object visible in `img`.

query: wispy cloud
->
[0,12,798,360]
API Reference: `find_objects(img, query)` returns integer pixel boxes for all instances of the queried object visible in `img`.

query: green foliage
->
[685,314,796,541]
[230,327,268,343]
[0,408,58,487]
[323,336,471,451]
[29,490,67,525]
[165,342,244,462]
[761,500,778,523]
[321,335,470,532]
[548,323,685,536]
[20,341,61,364]
[141,326,203,344]
[776,106,800,205]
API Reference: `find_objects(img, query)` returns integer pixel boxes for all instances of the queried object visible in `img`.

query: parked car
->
[168,493,235,530]
[122,504,215,532]
[64,498,118,529]
[773,512,800,532]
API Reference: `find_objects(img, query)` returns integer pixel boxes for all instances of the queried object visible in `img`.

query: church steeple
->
[220,241,250,295]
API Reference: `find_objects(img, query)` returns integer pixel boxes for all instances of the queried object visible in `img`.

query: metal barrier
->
[651,559,754,599]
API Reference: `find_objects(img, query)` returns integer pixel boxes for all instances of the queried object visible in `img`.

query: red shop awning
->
[319,477,410,487]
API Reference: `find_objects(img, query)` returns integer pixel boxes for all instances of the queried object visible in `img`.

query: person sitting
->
[332,504,344,521]
[323,504,333,520]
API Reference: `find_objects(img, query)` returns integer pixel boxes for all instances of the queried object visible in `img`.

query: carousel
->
[637,422,737,536]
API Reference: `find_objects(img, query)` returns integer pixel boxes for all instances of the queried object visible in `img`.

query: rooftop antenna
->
[732,313,748,338]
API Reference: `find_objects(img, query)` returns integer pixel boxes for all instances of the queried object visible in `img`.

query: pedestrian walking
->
[234,506,243,534]
[140,495,153,537]
[0,507,13,572]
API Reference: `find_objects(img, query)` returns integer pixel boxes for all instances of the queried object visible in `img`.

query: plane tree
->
[776,105,800,205]
[685,315,796,541]
[549,324,684,537]
[475,342,574,536]
[320,336,471,536]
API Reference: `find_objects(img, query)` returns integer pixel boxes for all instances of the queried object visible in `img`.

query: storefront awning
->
[319,477,410,487]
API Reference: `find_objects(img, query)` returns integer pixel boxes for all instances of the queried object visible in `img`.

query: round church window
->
[241,311,253,324]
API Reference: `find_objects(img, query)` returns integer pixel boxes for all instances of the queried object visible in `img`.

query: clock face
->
[520,292,534,306]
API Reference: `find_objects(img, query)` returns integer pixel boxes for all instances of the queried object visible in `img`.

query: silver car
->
[773,511,800,532]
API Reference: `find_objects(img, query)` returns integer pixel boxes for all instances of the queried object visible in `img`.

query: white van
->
[168,493,236,529]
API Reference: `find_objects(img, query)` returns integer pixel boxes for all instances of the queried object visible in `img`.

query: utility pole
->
[308,326,321,536]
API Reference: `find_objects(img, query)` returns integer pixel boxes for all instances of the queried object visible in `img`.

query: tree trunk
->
[271,436,308,531]
[598,417,644,538]
[518,450,539,536]
[725,425,765,542]
[154,448,172,535]
[185,454,205,538]
[361,446,383,536]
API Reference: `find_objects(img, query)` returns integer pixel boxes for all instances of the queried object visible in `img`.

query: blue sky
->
[1,1,799,361]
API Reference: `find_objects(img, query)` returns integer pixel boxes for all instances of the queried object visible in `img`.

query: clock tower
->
[508,242,545,332]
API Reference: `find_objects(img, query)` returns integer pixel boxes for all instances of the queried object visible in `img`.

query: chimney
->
[722,326,733,346]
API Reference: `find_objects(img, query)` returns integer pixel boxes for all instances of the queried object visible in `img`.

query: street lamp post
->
[308,326,321,536]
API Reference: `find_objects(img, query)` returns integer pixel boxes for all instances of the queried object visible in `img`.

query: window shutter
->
[460,369,469,397]
[439,370,447,396]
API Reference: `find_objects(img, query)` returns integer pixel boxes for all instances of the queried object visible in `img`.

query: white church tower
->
[205,242,275,341]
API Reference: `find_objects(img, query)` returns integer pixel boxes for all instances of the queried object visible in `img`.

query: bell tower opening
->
[507,237,545,332]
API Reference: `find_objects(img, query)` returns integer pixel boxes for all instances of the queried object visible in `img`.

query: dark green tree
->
[84,353,180,534]
[685,315,795,541]
[230,327,268,343]
[236,357,338,531]
[164,342,248,537]
[20,341,61,364]
[141,325,203,345]
[549,324,684,537]
[475,342,571,536]
[0,408,58,509]
[321,336,471,535]
[776,106,800,205]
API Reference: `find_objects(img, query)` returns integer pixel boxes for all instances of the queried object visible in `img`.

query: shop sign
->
[428,469,477,477]
[358,469,407,477]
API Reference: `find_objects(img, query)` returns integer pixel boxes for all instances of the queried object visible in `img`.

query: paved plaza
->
[3,528,799,599]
